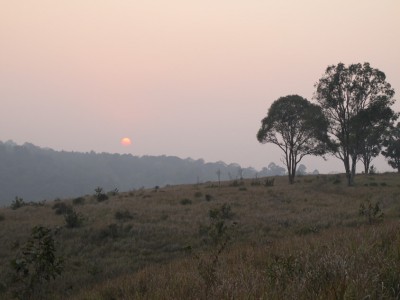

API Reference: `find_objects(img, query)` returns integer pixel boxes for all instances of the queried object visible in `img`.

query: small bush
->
[72,197,85,205]
[369,165,377,175]
[94,187,109,202]
[251,178,262,186]
[332,175,341,184]
[205,194,212,201]
[115,210,134,221]
[238,186,247,191]
[196,204,237,295]
[0,214,4,221]
[9,226,64,299]
[230,180,244,187]
[359,200,384,224]
[264,178,275,187]
[10,197,25,210]
[107,188,119,197]
[194,191,203,198]
[64,208,82,228]
[209,203,233,220]
[97,223,130,240]
[52,202,71,215]
[180,198,192,205]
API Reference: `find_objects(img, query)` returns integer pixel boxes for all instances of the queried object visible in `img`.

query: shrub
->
[97,223,130,240]
[64,208,83,228]
[94,187,109,202]
[180,198,192,205]
[107,188,119,197]
[0,214,4,221]
[196,204,237,296]
[205,194,212,201]
[115,210,134,221]
[369,165,377,175]
[359,200,384,224]
[194,191,203,198]
[230,180,244,187]
[10,197,25,210]
[52,202,71,215]
[72,197,85,205]
[209,203,233,220]
[264,178,275,187]
[9,226,64,299]
[332,175,341,184]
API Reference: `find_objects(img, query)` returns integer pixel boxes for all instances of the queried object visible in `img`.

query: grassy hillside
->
[1,173,400,299]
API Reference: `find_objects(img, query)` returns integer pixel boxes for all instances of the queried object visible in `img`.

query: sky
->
[1,0,399,174]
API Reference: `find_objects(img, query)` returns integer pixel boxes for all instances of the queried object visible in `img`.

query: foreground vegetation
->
[1,173,400,299]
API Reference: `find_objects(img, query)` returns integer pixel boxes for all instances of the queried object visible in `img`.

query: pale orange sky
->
[1,1,399,173]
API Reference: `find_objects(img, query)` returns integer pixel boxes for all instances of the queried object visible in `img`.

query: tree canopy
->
[382,122,400,173]
[314,62,397,185]
[257,95,329,184]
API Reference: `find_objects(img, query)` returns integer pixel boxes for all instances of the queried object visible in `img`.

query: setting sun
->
[120,137,132,146]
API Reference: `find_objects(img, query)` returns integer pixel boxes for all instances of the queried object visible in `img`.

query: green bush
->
[196,203,237,295]
[115,210,134,221]
[10,197,25,210]
[209,203,233,220]
[194,191,203,198]
[52,202,71,215]
[359,200,384,224]
[94,187,109,202]
[0,214,4,222]
[264,178,275,187]
[180,198,192,205]
[107,188,119,197]
[64,208,83,228]
[72,197,85,205]
[9,226,64,299]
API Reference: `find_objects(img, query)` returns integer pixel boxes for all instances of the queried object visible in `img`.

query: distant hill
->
[0,141,287,204]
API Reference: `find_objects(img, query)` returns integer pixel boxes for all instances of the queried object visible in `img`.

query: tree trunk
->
[343,156,352,186]
[351,154,357,182]
[364,161,369,174]
[288,173,294,184]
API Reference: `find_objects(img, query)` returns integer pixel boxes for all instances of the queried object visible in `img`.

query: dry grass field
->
[1,173,400,299]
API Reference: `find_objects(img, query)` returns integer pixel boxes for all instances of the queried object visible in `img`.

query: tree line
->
[0,141,289,205]
[257,62,399,185]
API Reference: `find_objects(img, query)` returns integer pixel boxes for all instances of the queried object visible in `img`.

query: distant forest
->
[0,141,304,205]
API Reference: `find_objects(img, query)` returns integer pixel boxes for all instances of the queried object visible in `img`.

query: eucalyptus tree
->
[382,122,400,173]
[314,62,396,185]
[356,105,395,174]
[257,95,329,184]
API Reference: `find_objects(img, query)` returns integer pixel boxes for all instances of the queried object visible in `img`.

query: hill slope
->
[0,173,399,299]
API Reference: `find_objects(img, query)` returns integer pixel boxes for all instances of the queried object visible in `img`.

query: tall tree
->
[355,105,396,173]
[382,122,400,173]
[314,62,396,185]
[257,95,329,184]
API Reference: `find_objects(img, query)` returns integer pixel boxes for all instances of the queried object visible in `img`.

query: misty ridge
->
[0,140,317,205]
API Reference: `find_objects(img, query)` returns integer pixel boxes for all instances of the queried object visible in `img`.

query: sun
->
[120,137,132,146]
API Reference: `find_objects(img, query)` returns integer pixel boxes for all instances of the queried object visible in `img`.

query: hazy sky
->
[1,1,399,173]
